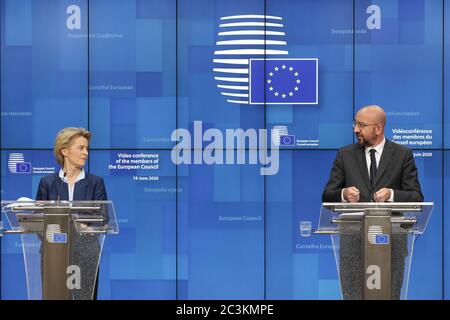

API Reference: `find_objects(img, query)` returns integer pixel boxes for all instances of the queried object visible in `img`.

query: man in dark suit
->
[322,105,423,299]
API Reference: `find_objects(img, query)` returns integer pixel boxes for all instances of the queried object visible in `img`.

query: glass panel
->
[1,200,117,300]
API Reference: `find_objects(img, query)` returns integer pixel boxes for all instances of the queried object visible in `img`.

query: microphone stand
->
[57,171,67,203]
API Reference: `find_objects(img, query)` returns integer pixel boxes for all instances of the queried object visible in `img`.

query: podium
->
[0,200,119,300]
[315,202,433,300]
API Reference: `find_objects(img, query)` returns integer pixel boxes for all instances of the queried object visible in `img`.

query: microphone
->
[57,171,67,202]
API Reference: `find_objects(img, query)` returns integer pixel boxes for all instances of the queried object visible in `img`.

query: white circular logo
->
[213,14,289,105]
[8,153,25,173]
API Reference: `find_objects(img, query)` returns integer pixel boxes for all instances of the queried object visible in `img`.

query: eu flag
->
[53,233,67,243]
[249,59,318,104]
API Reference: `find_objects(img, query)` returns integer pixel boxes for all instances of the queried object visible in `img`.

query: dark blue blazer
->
[36,172,107,201]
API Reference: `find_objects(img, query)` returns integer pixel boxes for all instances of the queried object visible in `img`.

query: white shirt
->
[342,137,394,202]
[59,168,86,201]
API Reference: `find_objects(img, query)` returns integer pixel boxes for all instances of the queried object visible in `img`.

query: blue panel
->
[110,280,175,300]
[266,0,354,149]
[136,0,175,19]
[178,150,264,299]
[89,98,111,146]
[89,150,176,300]
[89,0,136,72]
[135,97,175,148]
[444,151,450,299]
[136,20,163,72]
[355,0,442,149]
[5,0,32,46]
[89,0,176,149]
[267,151,340,299]
[178,0,265,134]
[1,254,27,299]
[445,0,450,149]
[1,0,88,148]
[1,46,33,147]
[136,73,163,97]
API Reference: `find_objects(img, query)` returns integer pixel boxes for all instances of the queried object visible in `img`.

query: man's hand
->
[374,188,392,202]
[343,186,360,202]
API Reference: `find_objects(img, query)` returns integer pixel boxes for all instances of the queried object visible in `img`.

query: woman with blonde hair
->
[37,127,106,201]
[36,127,107,300]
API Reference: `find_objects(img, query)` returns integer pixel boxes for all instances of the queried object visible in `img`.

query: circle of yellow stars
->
[267,64,301,99]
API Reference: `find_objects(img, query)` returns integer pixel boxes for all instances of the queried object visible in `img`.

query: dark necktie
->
[369,149,377,191]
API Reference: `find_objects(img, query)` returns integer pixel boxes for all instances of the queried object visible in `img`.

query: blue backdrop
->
[0,0,448,299]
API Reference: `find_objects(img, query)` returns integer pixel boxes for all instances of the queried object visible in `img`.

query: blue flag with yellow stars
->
[249,58,318,104]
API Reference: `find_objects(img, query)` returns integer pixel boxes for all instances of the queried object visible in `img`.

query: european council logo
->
[8,153,31,174]
[213,14,318,105]
[368,225,390,245]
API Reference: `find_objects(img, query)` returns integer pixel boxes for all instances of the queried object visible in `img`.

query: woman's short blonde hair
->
[54,127,91,166]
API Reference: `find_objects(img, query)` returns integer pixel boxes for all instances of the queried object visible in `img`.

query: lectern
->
[315,202,433,300]
[0,200,119,300]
